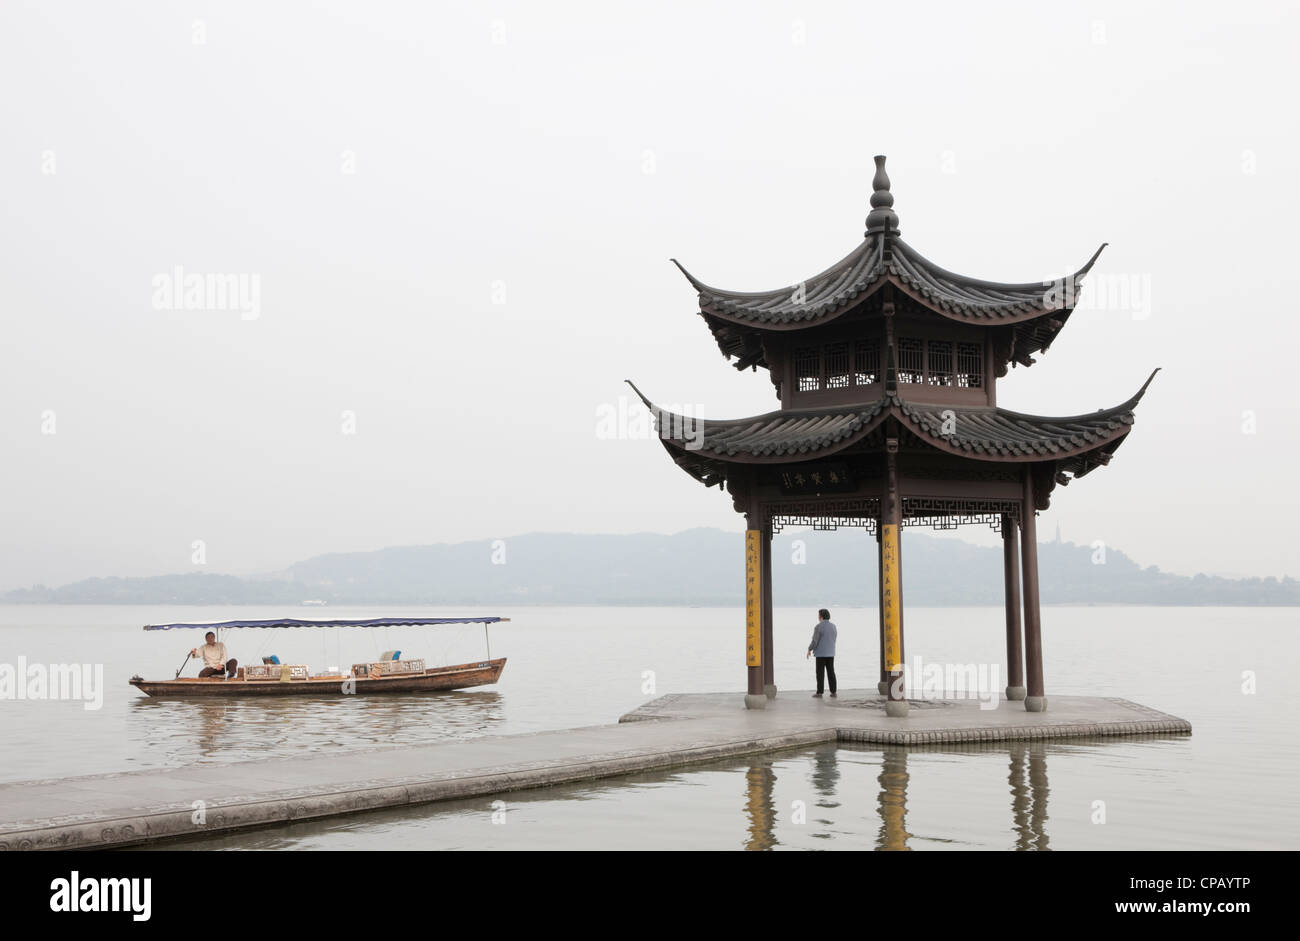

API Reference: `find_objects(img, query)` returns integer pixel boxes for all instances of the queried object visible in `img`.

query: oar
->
[174,652,193,679]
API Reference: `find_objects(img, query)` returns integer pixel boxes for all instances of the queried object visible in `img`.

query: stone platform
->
[0,690,1189,849]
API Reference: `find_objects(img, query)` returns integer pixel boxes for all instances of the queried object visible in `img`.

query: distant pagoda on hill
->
[630,155,1157,715]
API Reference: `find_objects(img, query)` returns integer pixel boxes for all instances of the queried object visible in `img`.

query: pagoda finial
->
[865,155,900,239]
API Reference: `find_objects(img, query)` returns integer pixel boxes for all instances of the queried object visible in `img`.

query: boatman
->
[806,608,837,698]
[193,631,238,679]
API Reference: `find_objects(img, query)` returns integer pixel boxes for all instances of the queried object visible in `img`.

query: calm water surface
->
[1,605,1295,849]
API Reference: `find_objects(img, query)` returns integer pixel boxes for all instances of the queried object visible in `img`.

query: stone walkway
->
[0,690,1190,849]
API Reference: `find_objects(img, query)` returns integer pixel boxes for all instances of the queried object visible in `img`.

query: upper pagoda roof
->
[674,236,1106,327]
[673,155,1105,371]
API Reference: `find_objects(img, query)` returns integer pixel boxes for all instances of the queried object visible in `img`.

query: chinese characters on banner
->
[881,523,902,677]
[745,529,761,667]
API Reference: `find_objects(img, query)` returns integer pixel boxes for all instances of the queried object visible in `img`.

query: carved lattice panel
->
[766,498,882,534]
[927,340,953,387]
[763,497,1021,533]
[825,341,851,389]
[902,497,1020,531]
[795,347,820,391]
[853,339,879,386]
[956,342,982,389]
[898,337,923,384]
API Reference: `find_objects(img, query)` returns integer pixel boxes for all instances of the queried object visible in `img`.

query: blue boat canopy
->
[143,617,508,631]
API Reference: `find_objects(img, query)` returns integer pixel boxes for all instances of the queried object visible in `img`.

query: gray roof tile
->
[627,370,1157,485]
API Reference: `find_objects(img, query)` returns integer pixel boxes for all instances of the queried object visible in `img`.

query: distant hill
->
[5,528,1298,605]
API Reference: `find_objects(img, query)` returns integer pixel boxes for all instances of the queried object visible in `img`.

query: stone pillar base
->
[877,681,890,695]
[1024,696,1047,713]
[885,699,909,718]
[763,684,777,699]
[744,694,768,711]
[1006,685,1027,701]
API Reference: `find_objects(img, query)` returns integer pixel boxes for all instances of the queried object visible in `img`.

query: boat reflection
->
[128,691,506,765]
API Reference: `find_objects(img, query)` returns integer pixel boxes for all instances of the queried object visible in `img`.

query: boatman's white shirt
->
[197,642,227,669]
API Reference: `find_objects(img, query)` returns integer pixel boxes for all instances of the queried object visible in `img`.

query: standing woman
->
[806,608,838,697]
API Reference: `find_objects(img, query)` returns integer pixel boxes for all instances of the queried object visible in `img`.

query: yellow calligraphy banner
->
[745,529,762,667]
[881,523,901,676]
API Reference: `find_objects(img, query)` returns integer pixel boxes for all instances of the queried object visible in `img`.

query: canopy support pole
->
[1002,513,1026,701]
[743,502,766,710]
[1021,467,1047,713]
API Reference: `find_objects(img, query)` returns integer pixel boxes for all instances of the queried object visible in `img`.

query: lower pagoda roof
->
[627,370,1157,486]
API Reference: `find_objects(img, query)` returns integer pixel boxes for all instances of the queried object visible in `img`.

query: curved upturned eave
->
[890,402,1131,464]
[990,367,1160,425]
[677,239,1107,331]
[895,240,1108,295]
[671,238,879,303]
[674,404,892,465]
[628,370,1156,468]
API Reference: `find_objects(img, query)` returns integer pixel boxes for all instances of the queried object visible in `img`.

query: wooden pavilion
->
[630,156,1156,715]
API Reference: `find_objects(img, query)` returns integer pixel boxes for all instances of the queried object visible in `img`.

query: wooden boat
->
[130,658,505,697]
[128,616,509,698]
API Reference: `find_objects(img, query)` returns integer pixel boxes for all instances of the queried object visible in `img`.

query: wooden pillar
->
[1001,514,1026,701]
[761,520,776,698]
[876,526,888,695]
[743,513,766,710]
[1020,469,1046,712]
[881,437,907,717]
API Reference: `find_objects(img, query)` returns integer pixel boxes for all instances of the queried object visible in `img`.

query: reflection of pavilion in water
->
[743,742,1051,851]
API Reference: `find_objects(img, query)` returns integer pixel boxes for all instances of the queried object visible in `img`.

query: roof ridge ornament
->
[864,154,901,241]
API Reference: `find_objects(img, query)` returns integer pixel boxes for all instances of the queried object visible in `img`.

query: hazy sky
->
[2,0,1298,589]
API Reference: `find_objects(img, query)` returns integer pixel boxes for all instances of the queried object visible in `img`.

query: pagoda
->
[630,156,1157,715]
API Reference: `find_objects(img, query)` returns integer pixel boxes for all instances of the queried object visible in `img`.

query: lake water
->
[1,604,1296,850]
